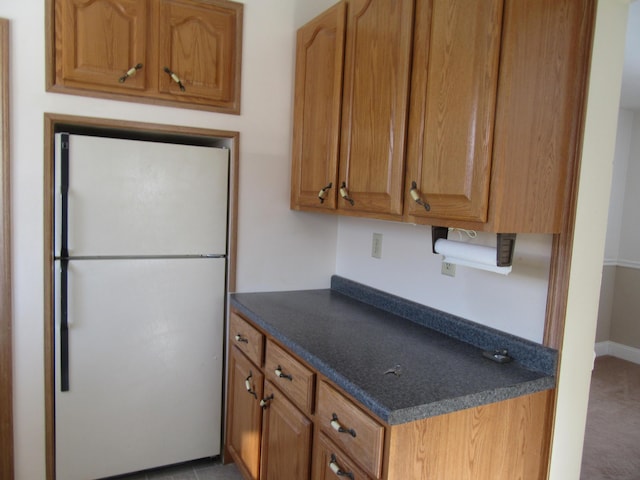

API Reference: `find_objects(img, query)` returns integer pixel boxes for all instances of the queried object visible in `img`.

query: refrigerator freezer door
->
[55,134,229,257]
[55,258,225,480]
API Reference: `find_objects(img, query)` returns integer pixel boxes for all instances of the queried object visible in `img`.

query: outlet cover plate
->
[441,261,456,277]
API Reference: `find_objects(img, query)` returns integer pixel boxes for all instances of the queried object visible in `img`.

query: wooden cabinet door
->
[290,2,346,211]
[157,0,242,112]
[404,0,503,223]
[261,381,313,480]
[225,346,264,480]
[337,0,414,217]
[56,0,149,91]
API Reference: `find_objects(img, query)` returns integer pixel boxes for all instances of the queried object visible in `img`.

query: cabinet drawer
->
[313,432,373,480]
[229,311,264,366]
[316,381,384,479]
[265,339,315,415]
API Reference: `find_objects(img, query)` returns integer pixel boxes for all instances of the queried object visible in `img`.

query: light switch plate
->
[371,233,383,259]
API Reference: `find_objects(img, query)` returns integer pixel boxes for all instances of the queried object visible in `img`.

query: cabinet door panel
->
[405,0,503,223]
[226,346,263,480]
[157,0,242,110]
[338,0,414,216]
[291,2,346,211]
[57,0,149,90]
[261,381,313,480]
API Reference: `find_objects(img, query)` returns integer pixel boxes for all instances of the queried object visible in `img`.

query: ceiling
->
[620,0,640,111]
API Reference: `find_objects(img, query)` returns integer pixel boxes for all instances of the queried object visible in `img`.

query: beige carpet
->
[580,356,640,480]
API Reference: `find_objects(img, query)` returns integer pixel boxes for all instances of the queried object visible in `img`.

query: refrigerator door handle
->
[60,258,70,392]
[59,132,70,392]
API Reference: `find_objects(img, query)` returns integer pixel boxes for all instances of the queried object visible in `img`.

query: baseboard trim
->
[595,341,640,365]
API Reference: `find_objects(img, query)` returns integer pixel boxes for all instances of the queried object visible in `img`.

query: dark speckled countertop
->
[230,276,557,425]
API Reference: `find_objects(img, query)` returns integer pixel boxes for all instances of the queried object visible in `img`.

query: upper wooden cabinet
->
[405,0,593,233]
[290,2,346,212]
[404,0,503,224]
[337,0,413,217]
[291,0,413,219]
[47,0,243,114]
[291,0,594,233]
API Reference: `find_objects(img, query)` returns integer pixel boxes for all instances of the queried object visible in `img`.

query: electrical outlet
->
[371,233,383,259]
[441,261,456,277]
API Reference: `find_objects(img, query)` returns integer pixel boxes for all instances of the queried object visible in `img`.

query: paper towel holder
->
[431,226,517,267]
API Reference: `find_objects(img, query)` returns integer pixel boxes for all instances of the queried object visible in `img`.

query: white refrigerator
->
[53,133,229,480]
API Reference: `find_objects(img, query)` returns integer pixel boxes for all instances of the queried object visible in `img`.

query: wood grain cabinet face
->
[316,381,384,479]
[225,312,314,480]
[404,0,503,224]
[157,0,241,109]
[49,0,242,113]
[404,0,594,233]
[290,2,346,211]
[265,339,315,416]
[292,0,594,233]
[312,433,373,480]
[229,310,265,367]
[337,0,413,216]
[56,0,149,91]
[225,346,264,480]
[291,0,413,219]
[260,380,313,480]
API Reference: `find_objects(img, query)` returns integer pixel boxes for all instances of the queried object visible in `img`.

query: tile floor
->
[104,457,243,480]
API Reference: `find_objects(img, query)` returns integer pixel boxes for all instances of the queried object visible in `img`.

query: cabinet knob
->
[318,182,333,203]
[163,67,186,91]
[410,181,431,211]
[118,63,143,83]
[330,413,356,437]
[339,182,355,206]
[235,333,249,344]
[329,454,354,479]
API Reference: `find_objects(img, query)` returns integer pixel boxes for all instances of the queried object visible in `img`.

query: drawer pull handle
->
[410,181,431,211]
[339,182,355,206]
[118,63,143,83]
[331,413,356,438]
[235,334,249,344]
[163,66,186,91]
[329,454,354,479]
[244,372,257,399]
[275,365,293,381]
[318,182,333,203]
[260,394,274,409]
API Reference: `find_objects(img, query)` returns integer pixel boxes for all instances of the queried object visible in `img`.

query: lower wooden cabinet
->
[316,381,384,478]
[225,345,264,480]
[225,309,553,480]
[225,319,314,480]
[260,380,313,480]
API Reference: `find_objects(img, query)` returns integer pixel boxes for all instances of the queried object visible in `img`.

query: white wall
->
[336,218,552,342]
[549,1,629,478]
[603,109,634,263]
[0,1,337,478]
[618,112,640,265]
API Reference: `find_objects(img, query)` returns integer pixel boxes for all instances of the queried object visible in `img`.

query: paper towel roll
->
[434,238,512,275]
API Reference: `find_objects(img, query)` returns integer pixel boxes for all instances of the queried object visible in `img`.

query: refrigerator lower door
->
[55,258,225,480]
